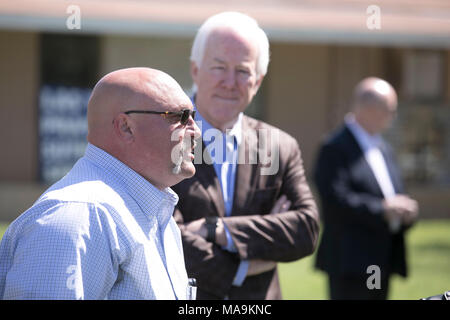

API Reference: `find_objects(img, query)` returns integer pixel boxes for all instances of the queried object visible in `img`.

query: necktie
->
[221,135,236,216]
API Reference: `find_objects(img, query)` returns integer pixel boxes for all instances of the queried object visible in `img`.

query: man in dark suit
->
[314,77,419,300]
[172,12,320,300]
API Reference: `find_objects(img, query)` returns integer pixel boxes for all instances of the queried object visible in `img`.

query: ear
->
[253,74,265,94]
[113,113,134,143]
[190,61,199,83]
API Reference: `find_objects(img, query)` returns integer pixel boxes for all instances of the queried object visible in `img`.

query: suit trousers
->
[328,274,390,300]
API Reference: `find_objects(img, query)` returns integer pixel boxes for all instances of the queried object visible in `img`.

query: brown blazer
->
[173,115,319,300]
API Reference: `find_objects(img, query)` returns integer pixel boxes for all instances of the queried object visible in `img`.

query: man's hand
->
[270,194,291,214]
[247,259,277,276]
[401,196,419,225]
[383,194,419,225]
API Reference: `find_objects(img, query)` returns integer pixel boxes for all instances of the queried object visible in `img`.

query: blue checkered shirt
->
[0,143,189,300]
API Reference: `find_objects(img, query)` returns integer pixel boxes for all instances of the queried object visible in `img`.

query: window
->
[384,50,450,186]
[39,33,99,184]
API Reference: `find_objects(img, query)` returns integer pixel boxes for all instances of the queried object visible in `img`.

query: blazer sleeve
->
[173,208,240,298]
[313,141,387,231]
[221,137,320,262]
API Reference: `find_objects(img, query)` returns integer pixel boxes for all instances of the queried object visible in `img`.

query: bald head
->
[352,77,397,112]
[85,67,199,189]
[87,67,188,150]
[351,77,398,135]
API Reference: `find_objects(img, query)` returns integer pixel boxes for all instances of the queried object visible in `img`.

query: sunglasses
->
[124,109,196,125]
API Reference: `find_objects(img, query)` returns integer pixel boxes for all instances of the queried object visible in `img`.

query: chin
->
[182,165,196,178]
[211,104,241,117]
[175,162,196,179]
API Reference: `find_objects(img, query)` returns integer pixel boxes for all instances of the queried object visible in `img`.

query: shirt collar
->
[84,143,178,226]
[345,113,383,151]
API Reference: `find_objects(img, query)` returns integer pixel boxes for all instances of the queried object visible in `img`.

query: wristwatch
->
[205,216,219,242]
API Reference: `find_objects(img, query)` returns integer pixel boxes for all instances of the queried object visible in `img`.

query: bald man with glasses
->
[0,67,201,299]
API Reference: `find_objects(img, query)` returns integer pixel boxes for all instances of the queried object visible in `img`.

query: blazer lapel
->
[232,116,258,213]
[344,126,385,197]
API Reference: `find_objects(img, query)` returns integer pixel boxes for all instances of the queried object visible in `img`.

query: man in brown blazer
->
[172,11,319,300]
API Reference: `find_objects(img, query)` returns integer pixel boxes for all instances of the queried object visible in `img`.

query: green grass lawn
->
[0,223,7,241]
[0,219,449,300]
[278,219,450,300]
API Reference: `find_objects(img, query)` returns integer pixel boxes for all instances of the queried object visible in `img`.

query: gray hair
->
[190,11,270,77]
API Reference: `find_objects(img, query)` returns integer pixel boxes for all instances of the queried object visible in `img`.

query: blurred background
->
[0,0,449,299]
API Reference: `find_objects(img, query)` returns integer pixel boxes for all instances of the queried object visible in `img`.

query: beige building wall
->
[266,43,449,219]
[265,43,330,176]
[0,31,39,181]
[447,50,450,104]
[326,46,386,131]
[265,43,385,175]
[0,31,45,222]
[100,35,194,91]
[0,33,447,222]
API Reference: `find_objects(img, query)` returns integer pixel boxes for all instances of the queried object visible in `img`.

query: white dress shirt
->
[345,114,400,232]
[345,113,396,199]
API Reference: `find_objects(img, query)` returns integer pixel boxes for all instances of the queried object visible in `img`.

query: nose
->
[186,115,202,140]
[222,70,237,89]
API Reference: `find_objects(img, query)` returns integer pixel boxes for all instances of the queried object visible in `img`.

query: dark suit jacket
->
[172,115,319,300]
[314,124,409,278]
